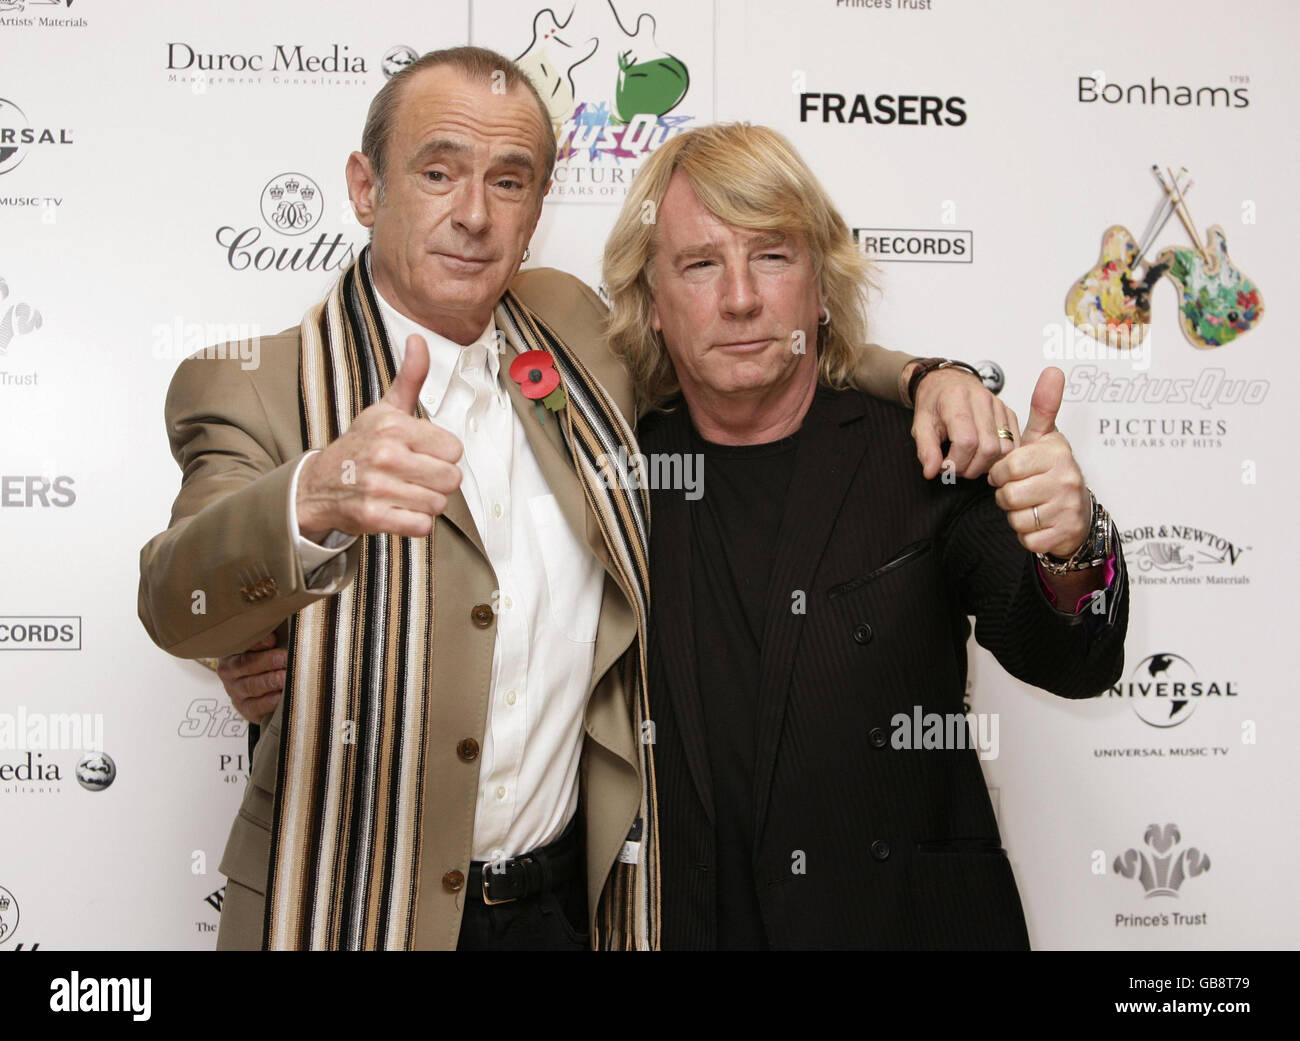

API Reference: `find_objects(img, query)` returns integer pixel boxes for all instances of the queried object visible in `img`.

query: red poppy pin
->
[508,349,568,421]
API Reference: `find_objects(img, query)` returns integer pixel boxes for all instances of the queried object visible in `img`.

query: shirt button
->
[495,786,507,801]
[441,869,465,893]
[505,689,517,706]
[456,738,480,762]
[492,502,503,519]
[871,839,891,861]
[853,623,874,645]
[869,727,887,748]
[470,604,494,628]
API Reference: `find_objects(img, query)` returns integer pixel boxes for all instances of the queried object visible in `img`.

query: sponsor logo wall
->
[0,0,1294,949]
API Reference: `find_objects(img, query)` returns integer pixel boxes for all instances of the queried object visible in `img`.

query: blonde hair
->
[602,122,878,408]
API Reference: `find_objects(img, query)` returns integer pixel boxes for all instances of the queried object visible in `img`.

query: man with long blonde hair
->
[607,123,1128,949]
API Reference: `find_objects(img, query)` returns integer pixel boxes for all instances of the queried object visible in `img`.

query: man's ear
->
[346,151,379,228]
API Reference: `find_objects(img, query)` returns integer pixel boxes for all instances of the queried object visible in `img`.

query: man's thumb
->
[385,334,429,414]
[1022,366,1065,443]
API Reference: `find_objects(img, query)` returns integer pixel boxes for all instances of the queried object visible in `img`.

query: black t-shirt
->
[688,421,800,950]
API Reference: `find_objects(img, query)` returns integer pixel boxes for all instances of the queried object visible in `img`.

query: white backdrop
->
[1,0,1295,949]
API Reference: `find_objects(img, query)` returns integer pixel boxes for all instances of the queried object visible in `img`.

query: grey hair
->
[360,45,556,200]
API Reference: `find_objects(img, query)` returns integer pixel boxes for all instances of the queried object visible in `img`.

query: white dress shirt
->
[286,288,606,862]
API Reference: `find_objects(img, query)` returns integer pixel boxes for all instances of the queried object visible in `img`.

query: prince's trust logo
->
[1114,823,1211,897]
[1111,824,1210,929]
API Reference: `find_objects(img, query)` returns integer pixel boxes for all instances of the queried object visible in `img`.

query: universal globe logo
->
[0,98,29,175]
[259,173,323,236]
[1108,653,1239,728]
[0,97,73,176]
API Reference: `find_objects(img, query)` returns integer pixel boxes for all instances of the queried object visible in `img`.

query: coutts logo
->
[215,171,355,274]
[166,42,367,74]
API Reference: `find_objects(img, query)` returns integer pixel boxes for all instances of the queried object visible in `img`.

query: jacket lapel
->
[751,387,870,840]
[646,407,716,824]
[495,310,638,696]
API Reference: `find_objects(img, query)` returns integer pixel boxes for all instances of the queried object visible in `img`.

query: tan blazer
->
[137,267,912,949]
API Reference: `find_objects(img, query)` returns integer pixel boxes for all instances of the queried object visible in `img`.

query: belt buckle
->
[481,858,517,906]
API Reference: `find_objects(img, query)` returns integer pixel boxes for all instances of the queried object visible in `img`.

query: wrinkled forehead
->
[394,67,549,167]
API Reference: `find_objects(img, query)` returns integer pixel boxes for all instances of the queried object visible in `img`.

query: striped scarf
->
[263,248,659,950]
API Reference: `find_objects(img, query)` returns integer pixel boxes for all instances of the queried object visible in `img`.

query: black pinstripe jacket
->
[639,384,1129,950]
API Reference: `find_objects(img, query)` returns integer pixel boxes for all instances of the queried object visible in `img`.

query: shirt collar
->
[372,285,500,416]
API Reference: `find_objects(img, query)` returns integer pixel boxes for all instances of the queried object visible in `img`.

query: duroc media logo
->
[259,172,322,236]
[75,750,115,791]
[1107,652,1238,728]
[382,44,418,79]
[1114,823,1211,897]
[0,97,73,175]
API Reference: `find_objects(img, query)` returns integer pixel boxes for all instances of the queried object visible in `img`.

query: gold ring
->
[997,428,1015,441]
[1033,505,1042,530]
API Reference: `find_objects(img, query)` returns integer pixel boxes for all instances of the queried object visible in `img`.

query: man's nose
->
[450,178,490,236]
[720,264,760,319]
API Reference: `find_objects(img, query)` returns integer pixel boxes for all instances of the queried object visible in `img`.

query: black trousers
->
[455,839,590,951]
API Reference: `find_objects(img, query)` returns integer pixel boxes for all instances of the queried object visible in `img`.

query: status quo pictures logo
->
[0,97,73,176]
[499,1,706,200]
[1121,524,1250,587]
[1112,823,1210,930]
[0,0,85,30]
[215,171,356,274]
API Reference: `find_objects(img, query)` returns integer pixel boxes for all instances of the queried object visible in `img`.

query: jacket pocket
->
[828,539,933,600]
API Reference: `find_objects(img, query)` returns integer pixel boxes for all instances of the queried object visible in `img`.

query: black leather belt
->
[468,818,581,905]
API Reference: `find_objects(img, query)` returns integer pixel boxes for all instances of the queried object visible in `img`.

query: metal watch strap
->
[1036,492,1112,574]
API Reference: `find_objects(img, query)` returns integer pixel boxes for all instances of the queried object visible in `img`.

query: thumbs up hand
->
[986,367,1091,559]
[296,334,464,541]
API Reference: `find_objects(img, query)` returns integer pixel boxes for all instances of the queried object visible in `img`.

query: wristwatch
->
[906,357,984,408]
[1036,491,1113,575]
